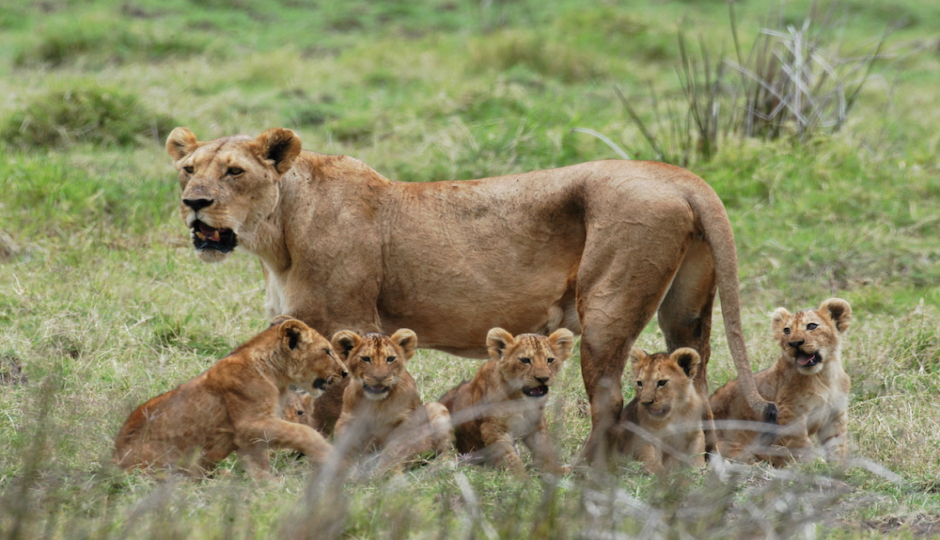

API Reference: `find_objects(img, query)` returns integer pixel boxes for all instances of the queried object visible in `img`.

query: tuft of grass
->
[0,85,176,149]
[467,30,608,83]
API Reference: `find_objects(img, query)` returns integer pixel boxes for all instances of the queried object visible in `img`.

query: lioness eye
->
[520,357,531,364]
[227,167,244,176]
[657,380,667,387]
[547,357,555,364]
[783,327,791,335]
[807,323,818,330]
[360,356,371,363]
[183,166,194,174]
[386,356,396,363]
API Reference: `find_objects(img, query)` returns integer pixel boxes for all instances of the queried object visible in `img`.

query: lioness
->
[113,317,347,477]
[438,328,573,475]
[617,348,707,473]
[710,298,852,466]
[331,329,453,474]
[166,127,776,461]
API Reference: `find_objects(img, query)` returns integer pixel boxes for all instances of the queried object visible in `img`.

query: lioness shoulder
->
[438,327,574,475]
[113,317,347,477]
[332,329,452,474]
[710,298,852,466]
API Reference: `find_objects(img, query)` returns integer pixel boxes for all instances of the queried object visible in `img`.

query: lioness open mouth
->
[796,351,821,368]
[191,220,237,253]
[522,385,549,398]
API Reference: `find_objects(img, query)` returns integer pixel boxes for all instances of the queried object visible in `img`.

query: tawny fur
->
[710,298,852,467]
[438,328,574,475]
[113,317,347,477]
[166,127,775,462]
[618,348,707,473]
[279,389,316,428]
[332,329,453,474]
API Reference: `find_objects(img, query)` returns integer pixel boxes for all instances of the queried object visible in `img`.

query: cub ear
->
[548,328,575,361]
[390,329,418,361]
[166,127,199,162]
[771,307,792,337]
[278,319,310,351]
[671,348,701,379]
[254,128,301,175]
[331,330,361,361]
[820,298,852,333]
[486,328,515,360]
[629,347,648,376]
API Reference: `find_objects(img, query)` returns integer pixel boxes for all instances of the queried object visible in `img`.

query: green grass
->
[0,0,939,537]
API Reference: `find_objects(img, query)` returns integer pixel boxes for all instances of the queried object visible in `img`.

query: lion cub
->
[710,298,852,466]
[617,348,707,473]
[331,329,453,474]
[438,328,574,475]
[113,317,347,477]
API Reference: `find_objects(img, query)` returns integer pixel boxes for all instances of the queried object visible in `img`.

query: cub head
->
[273,317,347,398]
[166,127,302,263]
[486,328,574,398]
[772,297,851,375]
[331,329,418,401]
[630,347,700,421]
[280,389,316,428]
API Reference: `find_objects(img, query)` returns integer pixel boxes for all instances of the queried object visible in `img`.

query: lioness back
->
[710,298,852,466]
[617,348,706,473]
[439,328,574,475]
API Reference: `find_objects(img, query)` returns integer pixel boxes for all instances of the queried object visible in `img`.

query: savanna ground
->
[0,0,938,538]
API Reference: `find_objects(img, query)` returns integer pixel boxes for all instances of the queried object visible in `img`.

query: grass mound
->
[1,86,176,149]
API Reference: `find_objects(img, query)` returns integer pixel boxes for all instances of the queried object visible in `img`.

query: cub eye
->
[297,410,304,416]
[386,356,397,363]
[324,349,333,357]
[807,323,818,330]
[657,380,667,387]
[636,380,643,387]
[519,357,531,364]
[547,357,555,364]
[227,167,244,176]
[183,166,194,174]
[783,327,791,335]
[360,356,371,363]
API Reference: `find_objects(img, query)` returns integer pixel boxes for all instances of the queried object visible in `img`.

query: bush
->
[0,86,176,149]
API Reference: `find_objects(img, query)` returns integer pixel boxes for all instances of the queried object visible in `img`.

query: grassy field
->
[0,0,939,537]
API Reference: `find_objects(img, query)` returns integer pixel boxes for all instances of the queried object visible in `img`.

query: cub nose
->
[183,198,214,211]
[535,375,549,384]
[788,339,805,349]
[341,370,348,378]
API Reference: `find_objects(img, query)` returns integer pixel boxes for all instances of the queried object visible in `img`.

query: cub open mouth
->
[363,384,389,395]
[313,377,329,391]
[522,385,549,398]
[191,220,237,253]
[796,351,821,368]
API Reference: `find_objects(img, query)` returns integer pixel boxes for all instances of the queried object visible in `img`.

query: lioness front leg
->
[481,421,525,475]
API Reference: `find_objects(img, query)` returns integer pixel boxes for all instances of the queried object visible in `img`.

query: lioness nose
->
[788,340,805,348]
[183,198,214,211]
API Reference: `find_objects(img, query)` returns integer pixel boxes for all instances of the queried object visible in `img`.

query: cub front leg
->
[480,420,525,475]
[523,421,567,475]
[767,411,813,467]
[235,417,333,466]
[817,409,849,465]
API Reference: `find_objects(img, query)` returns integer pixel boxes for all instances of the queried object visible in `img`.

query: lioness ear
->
[331,331,361,361]
[820,298,852,334]
[279,319,309,351]
[269,314,295,328]
[629,347,648,376]
[391,329,418,361]
[486,328,515,360]
[671,348,701,379]
[771,307,792,337]
[166,127,199,162]
[548,328,575,361]
[255,128,301,175]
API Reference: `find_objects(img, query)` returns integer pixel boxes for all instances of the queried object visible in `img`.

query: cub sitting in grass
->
[617,348,707,473]
[710,298,852,467]
[438,328,574,475]
[113,317,347,478]
[331,329,453,475]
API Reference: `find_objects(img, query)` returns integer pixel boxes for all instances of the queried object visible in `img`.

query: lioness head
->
[772,297,851,375]
[486,328,574,398]
[166,127,302,263]
[273,317,348,398]
[331,329,418,401]
[630,347,701,421]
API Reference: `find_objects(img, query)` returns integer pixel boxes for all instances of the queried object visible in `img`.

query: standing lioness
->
[166,127,776,461]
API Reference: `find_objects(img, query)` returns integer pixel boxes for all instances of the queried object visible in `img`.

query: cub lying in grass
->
[710,298,852,466]
[438,328,574,475]
[280,389,316,427]
[113,317,347,477]
[331,329,453,475]
[617,348,707,473]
